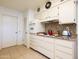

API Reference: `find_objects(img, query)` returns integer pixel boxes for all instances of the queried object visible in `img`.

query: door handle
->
[25,32,27,34]
[16,32,18,34]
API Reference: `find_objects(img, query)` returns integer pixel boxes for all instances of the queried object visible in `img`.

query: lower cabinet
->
[55,39,75,59]
[30,35,76,59]
[55,50,73,59]
[30,35,54,59]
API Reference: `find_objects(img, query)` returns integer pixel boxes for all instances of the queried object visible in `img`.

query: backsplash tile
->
[45,22,76,35]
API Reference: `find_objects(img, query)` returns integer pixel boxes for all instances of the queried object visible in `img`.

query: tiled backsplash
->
[45,22,76,35]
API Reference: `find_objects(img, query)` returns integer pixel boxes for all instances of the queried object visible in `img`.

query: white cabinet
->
[36,12,42,20]
[41,11,47,20]
[35,3,59,22]
[50,0,60,7]
[30,35,76,59]
[47,6,59,20]
[55,39,75,59]
[50,0,71,6]
[35,0,77,24]
[40,6,59,22]
[30,35,54,59]
[59,0,76,24]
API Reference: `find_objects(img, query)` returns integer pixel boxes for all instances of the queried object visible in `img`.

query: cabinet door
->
[55,50,73,59]
[59,0,76,24]
[51,0,60,7]
[40,11,47,21]
[45,6,59,21]
[55,39,75,59]
[59,0,70,3]
[50,6,59,18]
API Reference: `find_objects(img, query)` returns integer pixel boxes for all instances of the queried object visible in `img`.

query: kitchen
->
[0,0,78,59]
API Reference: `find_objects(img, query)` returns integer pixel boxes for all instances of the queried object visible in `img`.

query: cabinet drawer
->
[55,39,74,48]
[36,46,54,58]
[55,45,73,54]
[31,40,41,46]
[39,42,54,52]
[55,50,73,59]
[31,38,54,52]
[42,37,54,43]
[30,43,38,50]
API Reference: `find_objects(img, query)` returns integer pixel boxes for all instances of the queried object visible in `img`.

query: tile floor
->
[0,45,48,59]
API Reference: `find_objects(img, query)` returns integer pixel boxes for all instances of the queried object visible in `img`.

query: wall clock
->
[45,1,51,9]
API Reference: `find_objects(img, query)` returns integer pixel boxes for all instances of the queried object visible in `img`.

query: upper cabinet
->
[59,0,77,24]
[39,5,59,22]
[40,6,59,22]
[47,6,59,20]
[35,0,77,24]
[50,0,69,7]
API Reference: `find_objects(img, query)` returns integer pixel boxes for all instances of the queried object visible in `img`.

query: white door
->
[2,15,18,48]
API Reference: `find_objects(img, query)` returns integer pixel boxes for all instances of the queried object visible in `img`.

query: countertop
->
[30,33,77,42]
[37,35,77,42]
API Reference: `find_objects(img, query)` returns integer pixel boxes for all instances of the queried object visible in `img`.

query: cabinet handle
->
[74,1,78,4]
[57,7,59,9]
[74,1,75,4]
[74,19,75,21]
[58,13,59,15]
[60,0,64,2]
[56,55,63,59]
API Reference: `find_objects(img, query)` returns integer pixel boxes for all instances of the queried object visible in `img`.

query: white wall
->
[23,10,31,47]
[0,6,24,45]
[24,9,45,33]
[23,9,45,48]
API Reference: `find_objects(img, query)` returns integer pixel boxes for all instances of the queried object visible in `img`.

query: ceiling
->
[0,0,48,11]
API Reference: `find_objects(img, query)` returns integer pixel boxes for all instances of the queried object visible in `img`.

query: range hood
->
[40,16,59,23]
[41,19,59,23]
[40,16,59,22]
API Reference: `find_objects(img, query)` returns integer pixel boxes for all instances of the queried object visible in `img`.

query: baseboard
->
[0,48,2,50]
[30,47,50,59]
